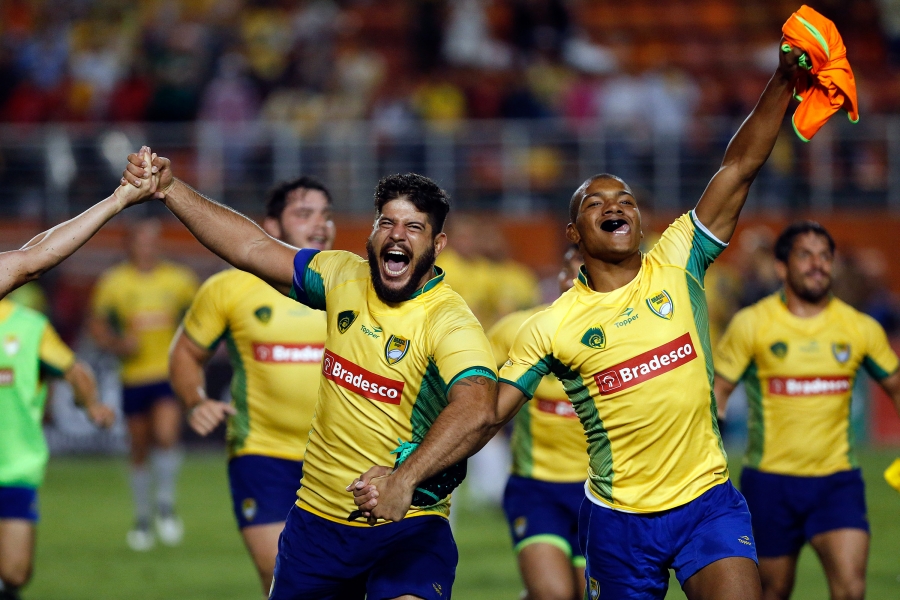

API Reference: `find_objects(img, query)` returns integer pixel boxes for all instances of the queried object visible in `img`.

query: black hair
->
[774,221,836,262]
[265,176,332,220]
[374,173,451,234]
[568,173,631,223]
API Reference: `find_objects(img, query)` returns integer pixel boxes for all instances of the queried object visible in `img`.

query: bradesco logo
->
[321,349,404,404]
[768,376,850,396]
[253,343,325,363]
[535,399,578,419]
[594,332,696,396]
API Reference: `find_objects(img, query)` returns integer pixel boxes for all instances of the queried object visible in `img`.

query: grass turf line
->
[22,449,900,599]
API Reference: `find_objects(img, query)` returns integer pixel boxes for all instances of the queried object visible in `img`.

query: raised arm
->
[694,43,802,243]
[169,327,235,435]
[0,183,148,299]
[121,149,297,295]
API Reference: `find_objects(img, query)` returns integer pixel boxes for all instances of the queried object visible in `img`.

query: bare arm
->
[0,186,146,299]
[878,370,900,418]
[694,44,802,243]
[169,327,235,435]
[713,374,738,421]
[64,361,115,428]
[349,374,500,522]
[122,152,296,295]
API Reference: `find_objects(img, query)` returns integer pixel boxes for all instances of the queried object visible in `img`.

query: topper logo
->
[321,349,404,404]
[252,343,324,363]
[594,333,696,396]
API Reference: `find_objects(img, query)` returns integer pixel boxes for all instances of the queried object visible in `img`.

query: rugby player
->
[121,149,499,600]
[488,245,587,600]
[358,43,806,599]
[714,222,900,600]
[0,183,150,299]
[169,176,334,593]
[0,297,115,600]
[89,218,198,551]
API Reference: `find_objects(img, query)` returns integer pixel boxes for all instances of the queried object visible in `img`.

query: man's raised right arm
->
[122,149,297,295]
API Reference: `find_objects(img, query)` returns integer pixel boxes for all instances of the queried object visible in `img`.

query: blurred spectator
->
[736,226,780,308]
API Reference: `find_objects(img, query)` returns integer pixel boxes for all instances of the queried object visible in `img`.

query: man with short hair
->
[488,245,587,600]
[169,176,335,593]
[89,218,198,551]
[0,297,115,600]
[121,149,499,600]
[714,222,900,600]
[358,43,807,599]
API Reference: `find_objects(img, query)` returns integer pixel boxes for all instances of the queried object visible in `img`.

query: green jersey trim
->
[511,403,534,477]
[410,360,449,443]
[862,356,893,381]
[514,534,572,557]
[447,366,497,391]
[742,361,764,468]
[407,267,445,300]
[689,210,728,249]
[500,377,534,400]
[223,329,249,453]
[847,374,859,469]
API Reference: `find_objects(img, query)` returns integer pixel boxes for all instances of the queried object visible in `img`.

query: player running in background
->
[487,245,587,600]
[0,297,115,600]
[89,219,198,551]
[0,183,150,300]
[121,149,500,599]
[168,176,334,593]
[714,222,900,600]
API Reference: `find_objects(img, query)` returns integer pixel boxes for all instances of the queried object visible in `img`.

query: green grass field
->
[22,448,900,599]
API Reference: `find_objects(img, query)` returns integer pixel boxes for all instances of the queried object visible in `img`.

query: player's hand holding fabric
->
[188,399,237,436]
[87,403,116,428]
[348,466,413,524]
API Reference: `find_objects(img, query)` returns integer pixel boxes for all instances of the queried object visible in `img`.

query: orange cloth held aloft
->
[782,5,858,142]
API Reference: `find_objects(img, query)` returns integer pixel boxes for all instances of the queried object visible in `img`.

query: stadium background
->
[1,0,899,597]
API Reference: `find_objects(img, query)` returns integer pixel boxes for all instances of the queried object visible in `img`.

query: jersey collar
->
[406,266,445,300]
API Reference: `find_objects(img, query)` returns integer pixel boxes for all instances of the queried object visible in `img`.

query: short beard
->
[366,238,436,303]
[788,272,831,304]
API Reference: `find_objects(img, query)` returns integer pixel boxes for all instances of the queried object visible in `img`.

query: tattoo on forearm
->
[455,375,497,391]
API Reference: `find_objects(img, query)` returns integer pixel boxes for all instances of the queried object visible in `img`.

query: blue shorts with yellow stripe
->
[502,474,585,567]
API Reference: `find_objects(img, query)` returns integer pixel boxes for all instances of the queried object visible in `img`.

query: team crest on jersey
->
[832,342,851,364]
[253,306,272,323]
[385,335,410,365]
[589,577,601,599]
[770,341,788,358]
[646,290,674,320]
[580,326,607,350]
[337,310,359,334]
[242,498,257,522]
[513,516,528,538]
[3,335,19,356]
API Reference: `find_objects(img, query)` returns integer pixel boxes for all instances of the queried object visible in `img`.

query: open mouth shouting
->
[600,218,631,235]
[382,246,412,278]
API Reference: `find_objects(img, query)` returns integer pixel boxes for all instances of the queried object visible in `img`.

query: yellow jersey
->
[488,305,589,483]
[715,293,899,476]
[436,248,500,327]
[182,269,326,461]
[501,212,729,513]
[289,250,497,525]
[92,261,198,386]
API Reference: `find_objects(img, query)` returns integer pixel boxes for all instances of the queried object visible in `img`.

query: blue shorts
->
[228,454,303,529]
[270,505,457,600]
[502,475,585,566]
[122,381,175,416]
[579,481,757,599]
[0,486,38,522]
[740,467,869,558]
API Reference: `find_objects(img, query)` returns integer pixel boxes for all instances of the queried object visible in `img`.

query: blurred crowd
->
[2,0,900,130]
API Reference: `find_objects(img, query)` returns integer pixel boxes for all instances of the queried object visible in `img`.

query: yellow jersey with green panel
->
[715,293,899,476]
[91,261,198,386]
[182,269,326,461]
[488,306,589,483]
[500,212,729,513]
[289,249,498,525]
